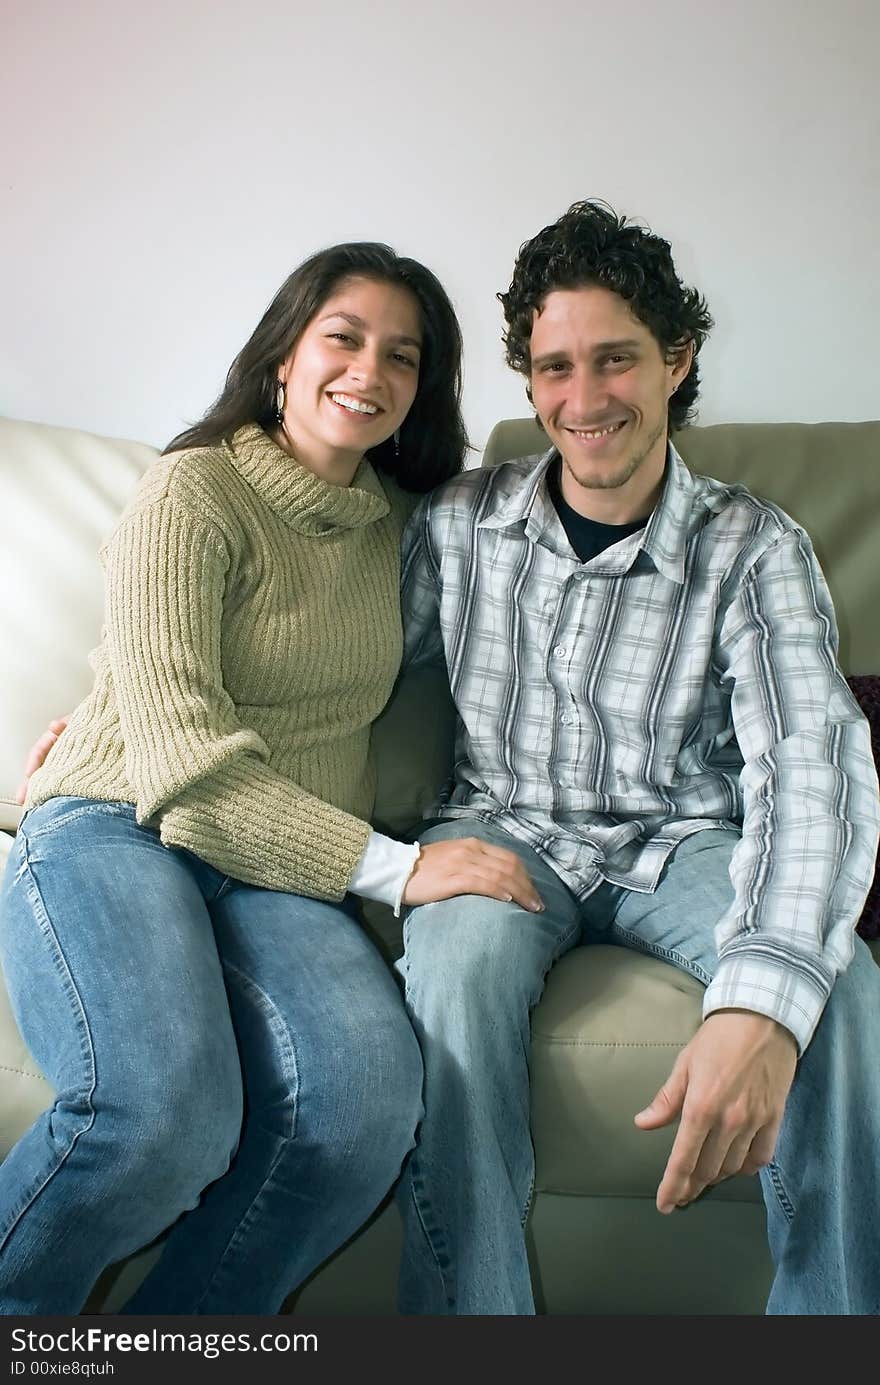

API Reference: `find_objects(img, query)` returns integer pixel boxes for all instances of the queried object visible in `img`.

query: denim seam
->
[0,852,97,1252]
[608,924,713,987]
[764,1159,795,1223]
[519,915,581,1229]
[531,1037,690,1048]
[404,1163,456,1311]
[188,959,299,1312]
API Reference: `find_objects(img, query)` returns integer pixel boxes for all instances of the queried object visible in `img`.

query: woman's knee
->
[370,1013,423,1151]
[304,1008,422,1194]
[99,1038,243,1200]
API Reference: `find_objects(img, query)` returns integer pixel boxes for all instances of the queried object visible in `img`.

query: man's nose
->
[568,367,606,419]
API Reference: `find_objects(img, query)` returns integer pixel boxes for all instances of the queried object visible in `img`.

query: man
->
[394,200,880,1314]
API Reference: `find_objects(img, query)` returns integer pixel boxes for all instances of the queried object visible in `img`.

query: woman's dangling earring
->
[393,428,400,459]
[275,380,286,425]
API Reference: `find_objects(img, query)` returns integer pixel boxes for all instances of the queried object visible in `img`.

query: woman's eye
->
[392,353,418,368]
[329,333,354,344]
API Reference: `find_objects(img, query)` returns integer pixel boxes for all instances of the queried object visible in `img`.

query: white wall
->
[4,0,878,453]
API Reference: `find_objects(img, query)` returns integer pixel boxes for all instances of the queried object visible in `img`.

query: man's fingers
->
[634,1061,687,1131]
[14,718,71,806]
[21,731,60,784]
[25,731,59,771]
[653,1101,710,1213]
[711,1129,759,1183]
[738,1121,780,1176]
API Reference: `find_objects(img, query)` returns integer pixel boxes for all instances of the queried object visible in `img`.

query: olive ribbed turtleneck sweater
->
[27,424,415,900]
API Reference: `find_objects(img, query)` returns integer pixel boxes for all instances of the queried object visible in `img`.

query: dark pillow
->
[847,676,880,942]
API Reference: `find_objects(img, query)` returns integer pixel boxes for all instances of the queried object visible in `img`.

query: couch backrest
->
[3,414,875,839]
[0,417,158,824]
[482,418,880,677]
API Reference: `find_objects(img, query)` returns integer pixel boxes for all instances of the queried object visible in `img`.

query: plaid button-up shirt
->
[400,445,879,1052]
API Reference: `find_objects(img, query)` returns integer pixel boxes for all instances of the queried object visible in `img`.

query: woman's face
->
[276,275,422,481]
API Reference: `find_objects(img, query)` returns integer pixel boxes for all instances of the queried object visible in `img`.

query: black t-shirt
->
[546,459,645,563]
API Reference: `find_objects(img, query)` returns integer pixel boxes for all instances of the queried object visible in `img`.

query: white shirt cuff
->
[348,831,421,917]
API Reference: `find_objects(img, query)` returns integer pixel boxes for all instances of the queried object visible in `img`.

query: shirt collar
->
[477,441,697,585]
[476,447,557,531]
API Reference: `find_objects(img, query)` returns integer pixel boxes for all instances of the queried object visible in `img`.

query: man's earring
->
[275,380,286,424]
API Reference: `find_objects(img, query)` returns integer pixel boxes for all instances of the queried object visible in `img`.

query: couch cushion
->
[529,944,763,1203]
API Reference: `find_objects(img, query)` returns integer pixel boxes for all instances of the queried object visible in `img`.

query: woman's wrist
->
[348,831,421,916]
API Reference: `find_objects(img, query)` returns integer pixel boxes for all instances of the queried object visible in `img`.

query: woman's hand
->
[15,716,70,804]
[403,838,544,912]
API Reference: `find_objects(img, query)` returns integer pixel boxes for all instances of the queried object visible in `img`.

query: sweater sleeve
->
[102,496,371,900]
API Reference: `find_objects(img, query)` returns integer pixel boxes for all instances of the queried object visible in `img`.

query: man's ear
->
[668,339,695,395]
[523,382,547,432]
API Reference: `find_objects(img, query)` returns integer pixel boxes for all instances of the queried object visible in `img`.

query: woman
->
[0,242,541,1315]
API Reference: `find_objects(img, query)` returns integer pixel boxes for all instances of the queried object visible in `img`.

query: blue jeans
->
[396,819,880,1315]
[0,798,423,1314]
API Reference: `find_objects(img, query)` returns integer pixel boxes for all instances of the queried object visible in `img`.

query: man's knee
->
[401,897,546,1031]
[404,895,511,975]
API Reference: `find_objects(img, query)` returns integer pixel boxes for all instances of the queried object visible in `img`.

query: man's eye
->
[604,354,630,367]
[541,362,568,374]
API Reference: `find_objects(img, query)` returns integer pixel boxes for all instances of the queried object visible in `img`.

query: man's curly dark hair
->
[498,201,714,432]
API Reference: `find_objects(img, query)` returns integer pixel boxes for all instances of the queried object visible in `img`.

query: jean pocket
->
[22,798,137,850]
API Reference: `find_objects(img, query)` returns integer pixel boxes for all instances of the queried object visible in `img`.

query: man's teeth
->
[571,421,625,439]
[331,393,379,415]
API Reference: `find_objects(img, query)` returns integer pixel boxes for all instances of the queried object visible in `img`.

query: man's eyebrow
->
[320,311,421,349]
[531,338,643,369]
[592,338,642,352]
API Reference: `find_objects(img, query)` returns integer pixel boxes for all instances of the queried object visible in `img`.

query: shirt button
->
[560,714,573,726]
[553,645,567,658]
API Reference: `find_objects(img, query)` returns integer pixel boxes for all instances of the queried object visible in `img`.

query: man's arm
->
[399,494,445,671]
[636,526,879,1211]
[15,717,69,804]
[706,527,879,1050]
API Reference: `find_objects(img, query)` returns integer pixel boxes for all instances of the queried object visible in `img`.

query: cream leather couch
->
[1,413,878,1316]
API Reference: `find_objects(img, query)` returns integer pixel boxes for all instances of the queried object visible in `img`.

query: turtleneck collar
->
[224,423,390,536]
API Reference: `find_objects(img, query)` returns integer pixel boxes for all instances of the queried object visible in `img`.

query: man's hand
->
[15,716,70,804]
[634,1009,797,1213]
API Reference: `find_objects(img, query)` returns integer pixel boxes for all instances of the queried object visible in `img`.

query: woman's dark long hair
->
[165,243,469,492]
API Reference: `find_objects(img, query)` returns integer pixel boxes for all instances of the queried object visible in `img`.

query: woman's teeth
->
[330,393,379,415]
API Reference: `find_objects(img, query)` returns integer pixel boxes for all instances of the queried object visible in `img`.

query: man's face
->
[529,285,693,521]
